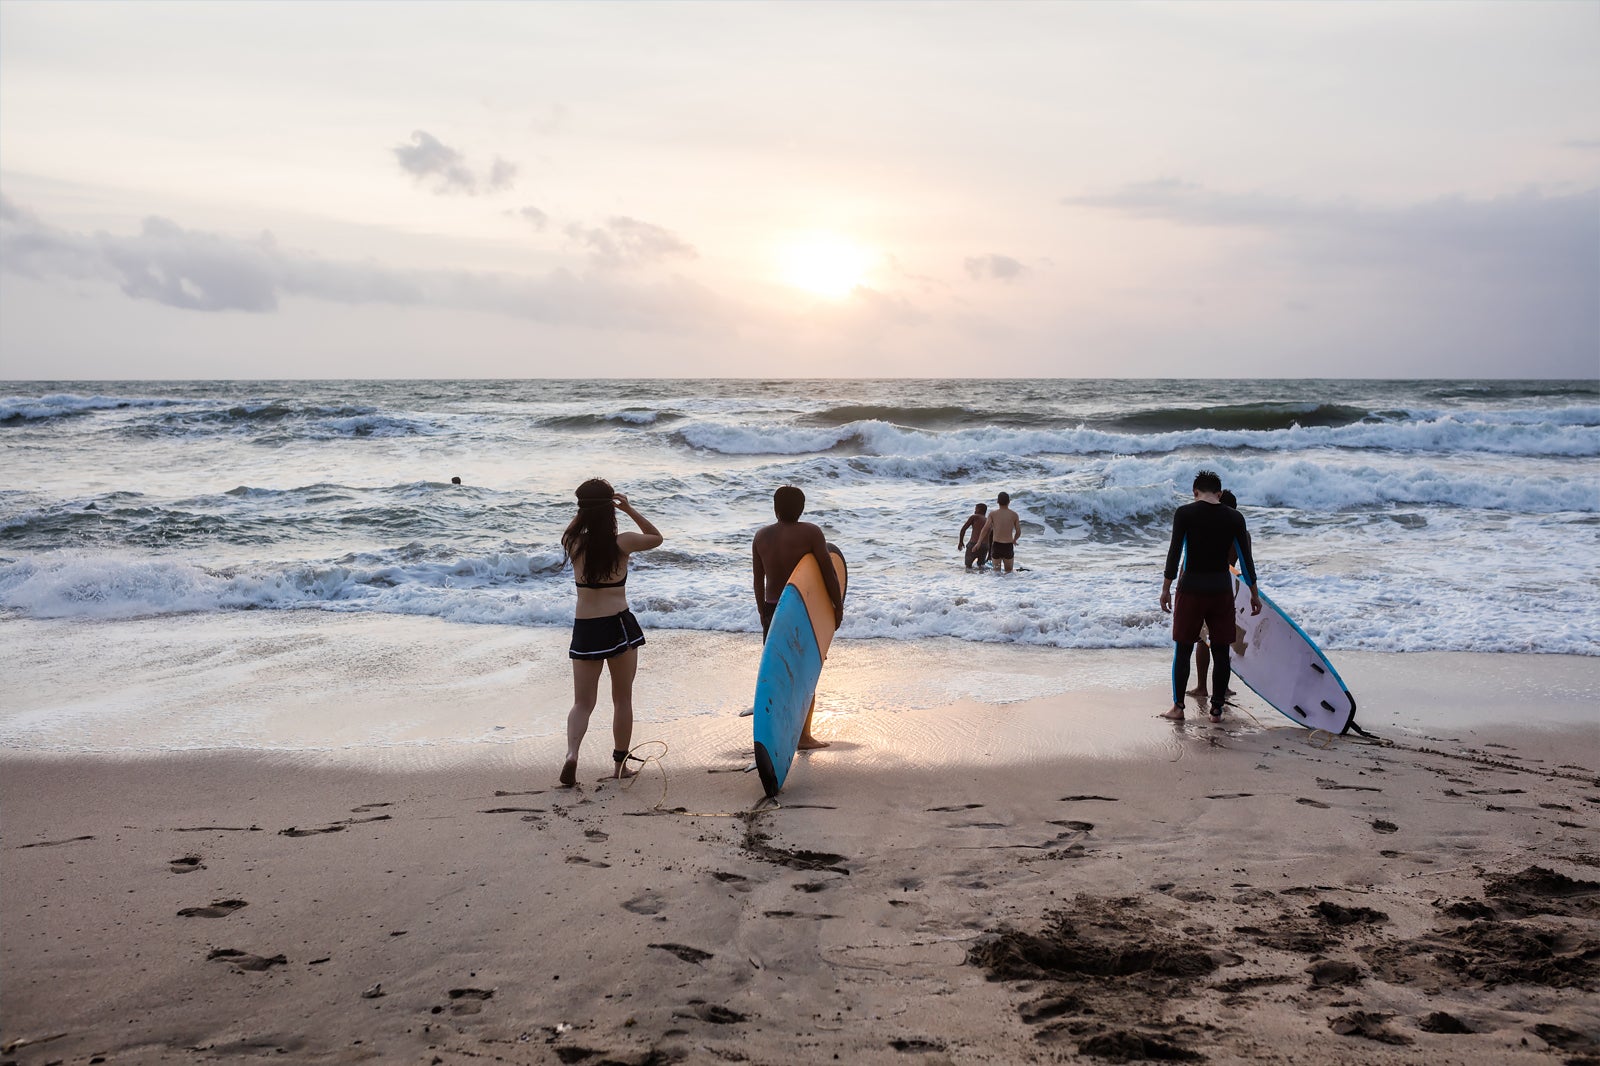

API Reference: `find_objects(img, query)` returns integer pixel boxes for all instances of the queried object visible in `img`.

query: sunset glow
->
[779,235,873,299]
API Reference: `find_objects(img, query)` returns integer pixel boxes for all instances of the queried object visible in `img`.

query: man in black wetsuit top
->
[1160,470,1260,723]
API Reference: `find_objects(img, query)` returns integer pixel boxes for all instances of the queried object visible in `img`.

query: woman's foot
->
[1187,686,1209,700]
[1161,705,1186,720]
[558,758,578,787]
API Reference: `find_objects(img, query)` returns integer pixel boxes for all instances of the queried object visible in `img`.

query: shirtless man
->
[958,502,990,570]
[752,485,845,750]
[979,491,1021,573]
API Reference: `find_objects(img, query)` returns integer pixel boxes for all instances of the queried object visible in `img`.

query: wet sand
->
[3,650,1599,1065]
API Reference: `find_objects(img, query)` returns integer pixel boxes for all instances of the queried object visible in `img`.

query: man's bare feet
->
[612,762,638,780]
[797,734,830,750]
[1160,705,1186,720]
[1187,685,1208,699]
[558,758,578,787]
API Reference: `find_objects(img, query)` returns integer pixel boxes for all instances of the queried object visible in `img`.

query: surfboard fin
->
[753,742,780,798]
[1292,705,1307,718]
[1310,662,1326,675]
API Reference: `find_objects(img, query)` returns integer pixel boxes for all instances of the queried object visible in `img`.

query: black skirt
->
[569,610,646,660]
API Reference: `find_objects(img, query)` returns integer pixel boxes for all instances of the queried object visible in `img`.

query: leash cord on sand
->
[617,740,784,818]
[1321,722,1598,785]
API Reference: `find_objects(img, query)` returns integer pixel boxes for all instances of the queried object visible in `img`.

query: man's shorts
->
[964,541,990,568]
[990,541,1015,561]
[569,610,646,660]
[758,600,777,641]
[1172,591,1234,646]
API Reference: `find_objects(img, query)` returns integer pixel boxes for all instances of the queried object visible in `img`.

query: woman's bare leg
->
[561,658,604,786]
[606,647,639,779]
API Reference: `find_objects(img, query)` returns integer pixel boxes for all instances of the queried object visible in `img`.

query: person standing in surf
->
[559,479,663,786]
[752,485,845,750]
[1162,472,1260,723]
[979,492,1021,573]
[958,502,991,570]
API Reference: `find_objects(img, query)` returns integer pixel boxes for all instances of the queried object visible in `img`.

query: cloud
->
[0,197,716,331]
[1063,181,1599,295]
[393,130,517,196]
[1060,181,1599,374]
[963,254,1026,283]
[565,216,697,271]
[513,205,549,231]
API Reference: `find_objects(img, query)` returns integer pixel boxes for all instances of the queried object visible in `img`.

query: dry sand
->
[3,661,1599,1065]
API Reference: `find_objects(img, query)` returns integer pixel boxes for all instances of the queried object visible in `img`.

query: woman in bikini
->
[559,478,663,786]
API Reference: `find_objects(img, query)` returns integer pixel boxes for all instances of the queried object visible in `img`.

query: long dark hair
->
[562,478,621,586]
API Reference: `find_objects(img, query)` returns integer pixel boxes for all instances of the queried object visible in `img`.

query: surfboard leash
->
[1312,722,1598,785]
[613,740,797,818]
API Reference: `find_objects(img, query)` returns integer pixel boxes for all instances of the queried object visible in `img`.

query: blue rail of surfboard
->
[1239,586,1356,734]
[751,584,824,793]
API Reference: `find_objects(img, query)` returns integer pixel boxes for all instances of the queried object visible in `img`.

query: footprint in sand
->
[350,802,393,813]
[623,890,666,914]
[480,807,545,815]
[926,804,983,812]
[565,855,612,868]
[169,855,206,874]
[16,835,96,849]
[447,987,494,1015]
[688,1003,746,1024]
[710,871,747,884]
[1296,798,1331,809]
[1048,820,1095,832]
[584,828,609,842]
[1059,795,1119,803]
[208,948,287,971]
[1371,819,1399,834]
[649,943,713,964]
[178,899,248,918]
[1206,792,1254,800]
[1316,778,1382,793]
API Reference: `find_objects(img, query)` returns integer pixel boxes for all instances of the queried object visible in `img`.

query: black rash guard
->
[1164,500,1257,595]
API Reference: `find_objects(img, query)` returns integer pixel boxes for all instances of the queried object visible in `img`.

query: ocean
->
[3,378,1597,654]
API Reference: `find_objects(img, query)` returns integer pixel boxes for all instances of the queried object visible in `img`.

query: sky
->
[0,1,1596,380]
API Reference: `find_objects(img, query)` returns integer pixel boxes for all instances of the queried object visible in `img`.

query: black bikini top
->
[575,576,627,589]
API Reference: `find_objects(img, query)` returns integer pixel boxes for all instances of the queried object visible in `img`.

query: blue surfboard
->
[752,547,847,797]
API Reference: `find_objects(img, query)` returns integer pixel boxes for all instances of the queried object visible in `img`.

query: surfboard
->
[1225,567,1357,734]
[752,546,848,797]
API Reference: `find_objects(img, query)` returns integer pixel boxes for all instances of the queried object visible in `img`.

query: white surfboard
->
[1226,568,1356,734]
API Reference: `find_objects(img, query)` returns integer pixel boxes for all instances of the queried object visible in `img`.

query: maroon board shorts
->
[1172,590,1235,646]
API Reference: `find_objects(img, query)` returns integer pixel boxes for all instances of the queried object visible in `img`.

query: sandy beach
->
[3,636,1598,1065]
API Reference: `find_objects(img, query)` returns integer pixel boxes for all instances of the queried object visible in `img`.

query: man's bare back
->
[753,520,843,626]
[985,506,1020,544]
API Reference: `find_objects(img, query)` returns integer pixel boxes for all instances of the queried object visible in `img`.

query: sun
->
[779,234,872,299]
